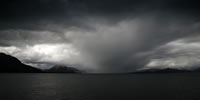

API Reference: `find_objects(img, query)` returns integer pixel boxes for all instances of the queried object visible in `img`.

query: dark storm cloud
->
[1,0,200,28]
[71,18,200,72]
[0,0,200,72]
[0,0,199,44]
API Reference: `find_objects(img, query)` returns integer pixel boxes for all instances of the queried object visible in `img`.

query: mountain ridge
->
[0,52,81,73]
[44,65,81,73]
[0,53,42,73]
[135,68,193,73]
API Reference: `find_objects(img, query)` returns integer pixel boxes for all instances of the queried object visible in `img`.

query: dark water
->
[0,73,200,100]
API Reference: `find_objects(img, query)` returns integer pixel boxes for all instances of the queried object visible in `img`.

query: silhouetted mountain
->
[0,53,42,73]
[190,68,200,72]
[135,68,191,73]
[45,65,81,73]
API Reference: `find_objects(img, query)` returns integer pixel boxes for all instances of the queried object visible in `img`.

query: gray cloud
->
[0,0,200,72]
[143,37,200,70]
[65,17,200,72]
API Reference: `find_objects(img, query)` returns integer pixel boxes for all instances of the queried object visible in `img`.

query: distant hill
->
[190,68,200,72]
[0,53,81,73]
[44,65,81,73]
[135,68,191,73]
[0,53,42,73]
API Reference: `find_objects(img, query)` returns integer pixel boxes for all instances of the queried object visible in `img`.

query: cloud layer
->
[0,0,200,72]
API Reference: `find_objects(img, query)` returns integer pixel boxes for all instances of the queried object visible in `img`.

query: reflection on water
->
[0,73,200,100]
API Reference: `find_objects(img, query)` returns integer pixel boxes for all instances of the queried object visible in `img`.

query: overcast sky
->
[0,0,200,73]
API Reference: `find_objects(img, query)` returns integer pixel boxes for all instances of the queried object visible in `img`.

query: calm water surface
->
[0,73,200,100]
